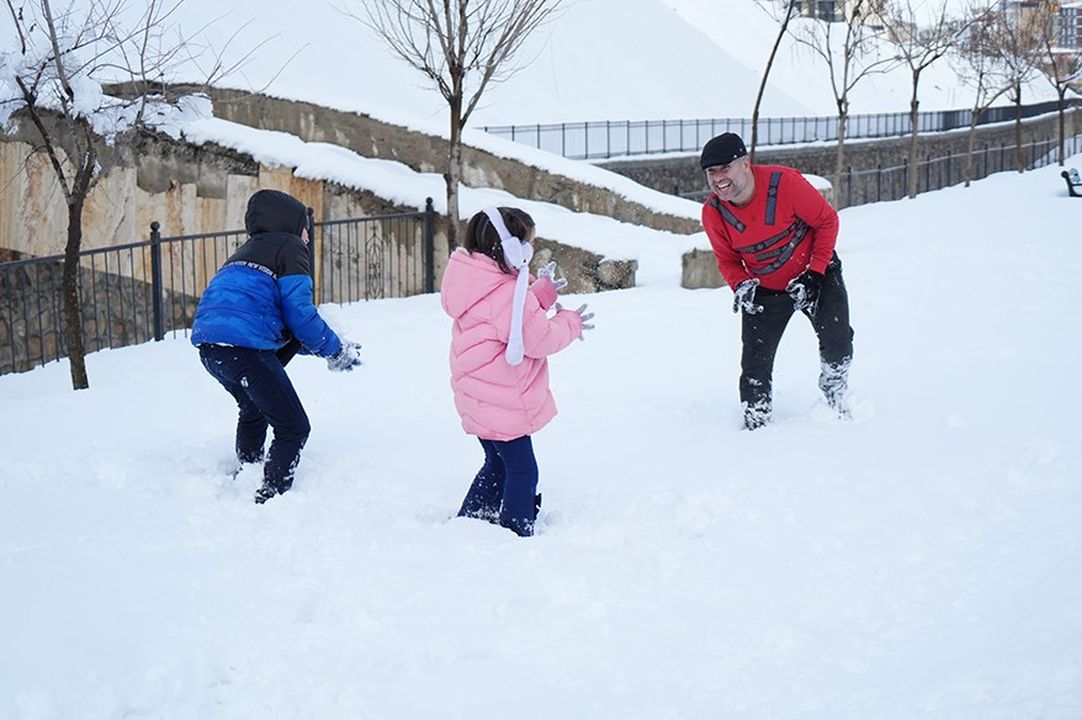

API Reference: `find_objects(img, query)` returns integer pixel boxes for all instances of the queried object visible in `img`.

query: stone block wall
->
[0,126,637,374]
[0,257,202,375]
[663,111,1081,290]
[202,88,703,236]
[602,110,1080,206]
[0,133,453,284]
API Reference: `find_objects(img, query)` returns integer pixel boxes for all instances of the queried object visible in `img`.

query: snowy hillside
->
[2,160,1080,719]
[154,0,1060,130]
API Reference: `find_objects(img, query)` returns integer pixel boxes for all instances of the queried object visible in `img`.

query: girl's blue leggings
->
[458,435,538,537]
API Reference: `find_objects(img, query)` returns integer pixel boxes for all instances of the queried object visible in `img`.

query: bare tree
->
[985,2,1041,172]
[790,0,896,203]
[345,0,562,248]
[750,0,798,162]
[1,0,254,389]
[881,0,973,198]
[1032,2,1082,166]
[952,6,1011,187]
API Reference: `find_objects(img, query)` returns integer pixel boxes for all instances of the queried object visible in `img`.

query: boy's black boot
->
[254,483,280,505]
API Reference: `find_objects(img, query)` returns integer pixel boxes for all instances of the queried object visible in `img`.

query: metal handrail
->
[482,98,1082,160]
[0,200,437,375]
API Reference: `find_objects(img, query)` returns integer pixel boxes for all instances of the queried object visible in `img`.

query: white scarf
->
[482,207,533,366]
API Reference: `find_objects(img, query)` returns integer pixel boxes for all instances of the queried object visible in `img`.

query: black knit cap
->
[699,132,748,170]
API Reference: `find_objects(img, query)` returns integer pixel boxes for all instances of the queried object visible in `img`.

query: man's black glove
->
[786,270,824,317]
[732,278,763,315]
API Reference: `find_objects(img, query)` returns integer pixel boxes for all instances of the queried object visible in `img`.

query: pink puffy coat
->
[440,248,584,441]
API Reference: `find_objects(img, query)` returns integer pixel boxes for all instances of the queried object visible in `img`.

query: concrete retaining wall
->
[668,111,1081,290]
[203,88,702,236]
[601,109,1080,205]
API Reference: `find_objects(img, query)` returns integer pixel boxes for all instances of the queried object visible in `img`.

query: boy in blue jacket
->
[192,189,361,504]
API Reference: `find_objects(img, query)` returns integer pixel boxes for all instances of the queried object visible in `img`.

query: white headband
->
[482,207,532,366]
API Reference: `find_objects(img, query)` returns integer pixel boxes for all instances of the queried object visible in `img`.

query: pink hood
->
[440,248,582,441]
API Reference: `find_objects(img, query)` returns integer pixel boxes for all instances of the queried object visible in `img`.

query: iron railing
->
[482,99,1082,161]
[836,134,1082,207]
[0,199,436,375]
[678,134,1082,206]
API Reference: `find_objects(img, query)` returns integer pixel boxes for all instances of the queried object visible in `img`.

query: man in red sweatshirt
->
[699,133,854,430]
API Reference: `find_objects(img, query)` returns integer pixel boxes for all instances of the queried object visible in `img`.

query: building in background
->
[791,0,885,25]
[1000,0,1082,48]
[1057,2,1082,48]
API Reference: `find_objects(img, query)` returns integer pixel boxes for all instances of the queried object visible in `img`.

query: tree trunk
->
[964,111,980,188]
[62,196,89,390]
[1057,87,1067,166]
[1013,84,1024,173]
[445,99,464,249]
[751,0,795,163]
[907,71,921,199]
[834,110,848,208]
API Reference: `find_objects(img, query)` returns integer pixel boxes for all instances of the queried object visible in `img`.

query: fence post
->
[846,166,853,207]
[424,197,436,293]
[150,221,164,342]
[306,207,317,300]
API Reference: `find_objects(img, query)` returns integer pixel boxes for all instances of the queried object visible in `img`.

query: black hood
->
[244,189,308,237]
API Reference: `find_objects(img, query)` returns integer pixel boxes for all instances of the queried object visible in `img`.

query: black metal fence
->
[482,99,1082,161]
[314,207,436,305]
[678,134,1082,206]
[837,134,1082,207]
[0,200,436,376]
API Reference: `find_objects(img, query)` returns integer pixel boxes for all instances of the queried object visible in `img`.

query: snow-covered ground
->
[2,160,1080,719]
[3,1,1080,716]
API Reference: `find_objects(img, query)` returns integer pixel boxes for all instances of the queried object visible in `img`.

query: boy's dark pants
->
[739,256,854,420]
[458,435,538,537]
[199,345,311,492]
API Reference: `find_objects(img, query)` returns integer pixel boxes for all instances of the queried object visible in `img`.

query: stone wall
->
[0,256,204,375]
[0,125,639,374]
[601,109,1080,206]
[201,88,702,236]
[0,132,451,279]
[619,110,1081,290]
[0,125,637,297]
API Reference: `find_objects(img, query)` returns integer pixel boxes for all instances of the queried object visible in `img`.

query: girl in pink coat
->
[440,206,594,537]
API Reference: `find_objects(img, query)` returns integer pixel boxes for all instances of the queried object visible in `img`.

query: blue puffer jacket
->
[191,189,342,358]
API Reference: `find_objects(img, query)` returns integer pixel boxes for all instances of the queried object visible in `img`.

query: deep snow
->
[2,1,1081,717]
[2,160,1081,719]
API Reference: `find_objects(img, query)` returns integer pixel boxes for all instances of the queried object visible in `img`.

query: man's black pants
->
[739,255,854,420]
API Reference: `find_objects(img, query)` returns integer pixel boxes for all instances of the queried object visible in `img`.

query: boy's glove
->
[786,270,823,317]
[537,261,568,291]
[327,341,362,372]
[732,279,763,315]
